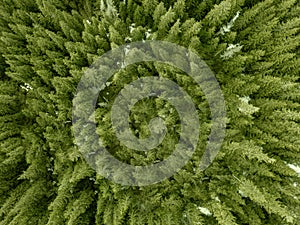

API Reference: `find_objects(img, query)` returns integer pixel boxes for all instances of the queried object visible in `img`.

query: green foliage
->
[0,0,299,225]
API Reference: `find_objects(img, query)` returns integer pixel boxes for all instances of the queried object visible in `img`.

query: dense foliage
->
[0,0,299,224]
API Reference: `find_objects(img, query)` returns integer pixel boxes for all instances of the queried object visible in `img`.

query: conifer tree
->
[0,0,299,225]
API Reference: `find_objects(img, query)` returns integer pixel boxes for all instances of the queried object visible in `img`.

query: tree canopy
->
[0,0,299,224]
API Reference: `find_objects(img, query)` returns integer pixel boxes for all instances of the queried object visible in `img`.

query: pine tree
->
[0,0,299,224]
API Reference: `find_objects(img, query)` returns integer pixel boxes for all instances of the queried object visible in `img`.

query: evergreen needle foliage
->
[0,0,299,224]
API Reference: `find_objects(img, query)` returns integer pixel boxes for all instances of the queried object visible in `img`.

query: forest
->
[0,0,299,224]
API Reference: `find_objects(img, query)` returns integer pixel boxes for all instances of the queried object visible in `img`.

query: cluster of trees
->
[0,0,299,224]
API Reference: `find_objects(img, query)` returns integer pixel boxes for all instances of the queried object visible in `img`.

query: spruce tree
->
[0,0,299,225]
